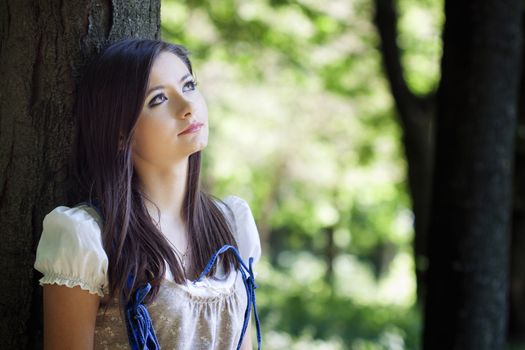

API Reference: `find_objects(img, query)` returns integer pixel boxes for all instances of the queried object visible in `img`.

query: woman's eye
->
[149,93,167,107]
[182,79,198,92]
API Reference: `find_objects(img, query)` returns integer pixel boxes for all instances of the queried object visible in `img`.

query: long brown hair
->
[72,39,238,303]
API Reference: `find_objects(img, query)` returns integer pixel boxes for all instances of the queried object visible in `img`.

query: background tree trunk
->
[373,0,435,305]
[0,1,160,347]
[423,1,522,349]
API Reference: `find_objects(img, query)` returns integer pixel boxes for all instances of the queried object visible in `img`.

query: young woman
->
[34,39,261,350]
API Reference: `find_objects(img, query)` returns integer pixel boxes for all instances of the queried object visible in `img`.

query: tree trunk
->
[423,1,522,349]
[373,0,435,305]
[324,225,335,288]
[0,1,160,348]
[509,10,525,342]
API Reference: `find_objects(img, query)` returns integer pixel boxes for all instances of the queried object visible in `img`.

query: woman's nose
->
[174,94,192,119]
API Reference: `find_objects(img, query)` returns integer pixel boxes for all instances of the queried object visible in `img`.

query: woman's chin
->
[194,139,208,152]
[187,142,207,157]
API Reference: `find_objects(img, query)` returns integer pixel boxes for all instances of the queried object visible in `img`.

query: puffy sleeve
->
[222,195,262,265]
[34,205,108,297]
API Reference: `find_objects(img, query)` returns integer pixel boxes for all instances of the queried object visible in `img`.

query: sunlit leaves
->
[161,0,441,348]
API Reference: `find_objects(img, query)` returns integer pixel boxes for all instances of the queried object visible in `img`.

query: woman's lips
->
[178,122,204,136]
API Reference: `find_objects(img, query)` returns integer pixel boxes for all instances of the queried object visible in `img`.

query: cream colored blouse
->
[34,195,261,350]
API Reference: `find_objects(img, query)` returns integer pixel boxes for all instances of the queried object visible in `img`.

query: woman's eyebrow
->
[145,73,193,96]
[179,73,192,83]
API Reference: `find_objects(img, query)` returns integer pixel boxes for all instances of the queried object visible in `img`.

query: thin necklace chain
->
[152,219,189,269]
[172,240,190,269]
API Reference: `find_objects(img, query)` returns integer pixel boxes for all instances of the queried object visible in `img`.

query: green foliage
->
[161,0,443,348]
[257,256,420,349]
[397,0,443,94]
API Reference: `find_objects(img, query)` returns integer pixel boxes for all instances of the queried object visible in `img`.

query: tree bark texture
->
[423,1,522,349]
[373,0,436,305]
[0,1,160,348]
[509,11,525,341]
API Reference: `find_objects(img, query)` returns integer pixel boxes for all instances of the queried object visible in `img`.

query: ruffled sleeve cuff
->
[34,205,109,297]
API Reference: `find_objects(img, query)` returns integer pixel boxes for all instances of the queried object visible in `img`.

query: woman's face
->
[131,51,209,168]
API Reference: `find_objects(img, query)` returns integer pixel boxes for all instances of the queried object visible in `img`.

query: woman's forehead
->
[148,52,190,85]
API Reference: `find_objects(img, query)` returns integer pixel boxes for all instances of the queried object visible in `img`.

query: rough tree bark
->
[423,1,522,349]
[0,1,160,348]
[509,11,525,342]
[373,0,435,304]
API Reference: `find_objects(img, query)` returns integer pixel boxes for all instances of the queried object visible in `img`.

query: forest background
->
[0,0,523,349]
[159,0,524,349]
[165,0,429,348]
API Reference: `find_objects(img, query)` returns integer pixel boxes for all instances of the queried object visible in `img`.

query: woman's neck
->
[134,157,189,223]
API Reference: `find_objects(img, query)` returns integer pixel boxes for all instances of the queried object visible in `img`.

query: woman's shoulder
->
[38,204,104,251]
[216,195,261,263]
[217,195,252,217]
[34,203,108,296]
[43,203,103,230]
[221,194,249,206]
[215,195,254,231]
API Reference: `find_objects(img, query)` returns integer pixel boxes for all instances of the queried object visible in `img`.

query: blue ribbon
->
[124,280,161,350]
[193,245,262,350]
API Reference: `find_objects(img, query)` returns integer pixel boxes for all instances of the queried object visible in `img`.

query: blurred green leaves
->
[161,0,442,348]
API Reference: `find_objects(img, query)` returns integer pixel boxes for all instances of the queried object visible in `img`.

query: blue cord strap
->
[124,280,161,350]
[193,244,262,350]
